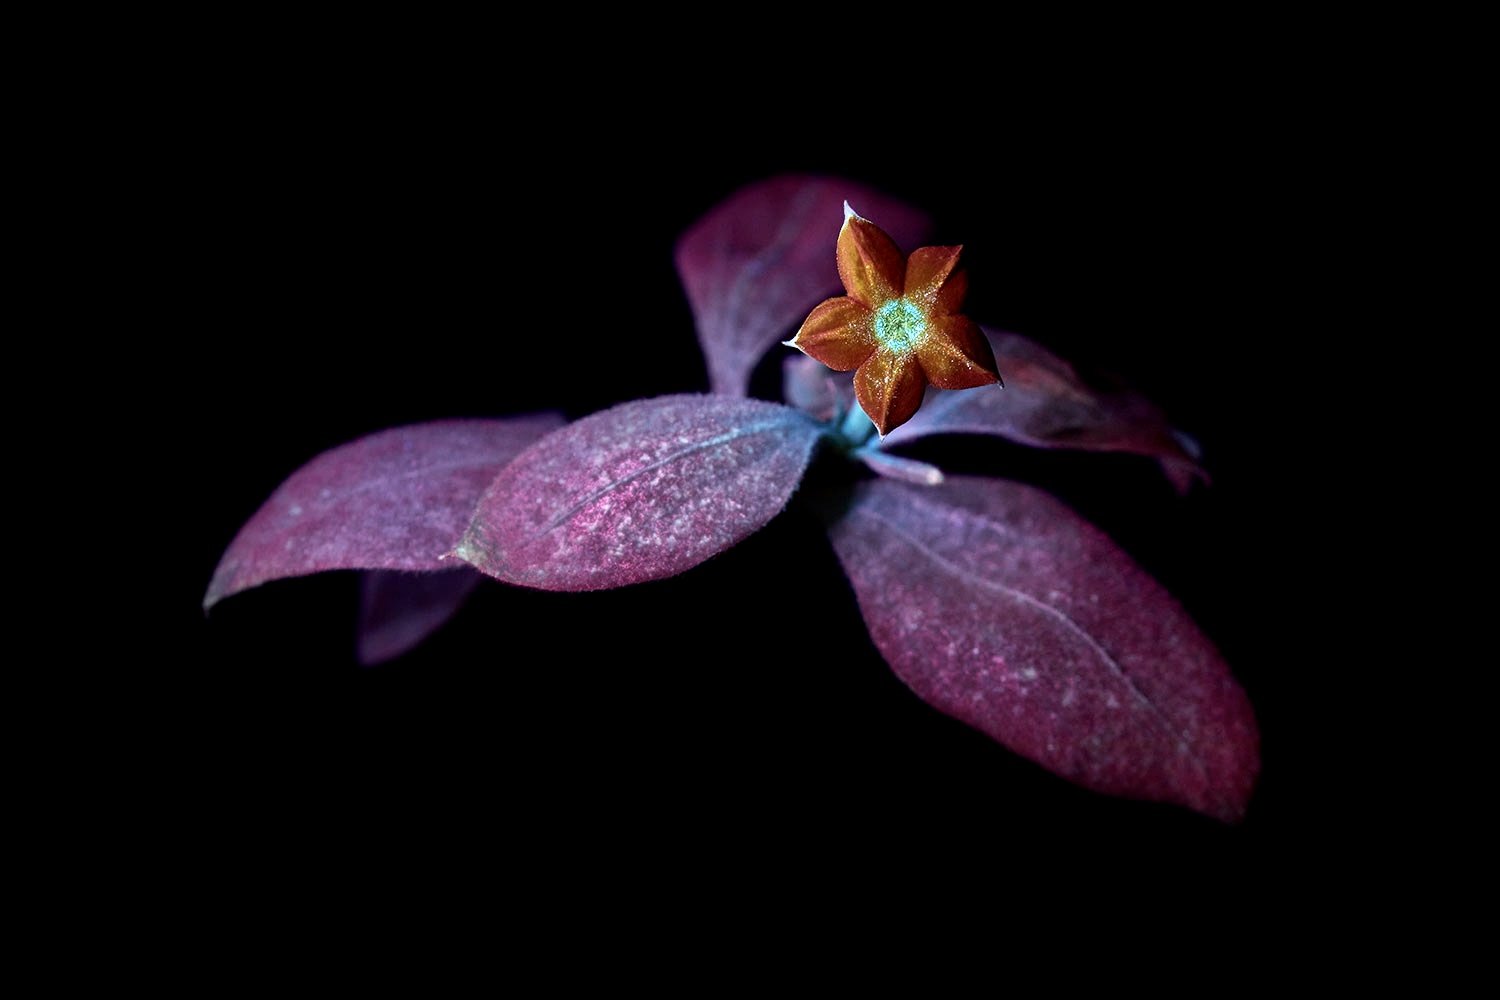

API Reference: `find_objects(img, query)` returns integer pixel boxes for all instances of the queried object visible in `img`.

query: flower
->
[786,202,1001,436]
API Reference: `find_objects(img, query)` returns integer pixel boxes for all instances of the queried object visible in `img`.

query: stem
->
[838,403,877,448]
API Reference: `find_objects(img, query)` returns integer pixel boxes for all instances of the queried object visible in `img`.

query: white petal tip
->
[843,200,862,223]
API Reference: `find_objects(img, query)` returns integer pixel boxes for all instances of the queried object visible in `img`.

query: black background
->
[170,55,1357,910]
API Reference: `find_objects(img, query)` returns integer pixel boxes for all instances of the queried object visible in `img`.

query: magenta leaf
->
[356,568,482,666]
[205,415,564,609]
[825,476,1258,821]
[675,175,930,397]
[881,328,1204,491]
[456,395,824,591]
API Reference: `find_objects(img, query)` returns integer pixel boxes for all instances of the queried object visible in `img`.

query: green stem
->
[837,402,877,448]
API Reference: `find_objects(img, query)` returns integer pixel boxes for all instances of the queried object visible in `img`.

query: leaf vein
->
[533,419,804,539]
[852,503,1206,777]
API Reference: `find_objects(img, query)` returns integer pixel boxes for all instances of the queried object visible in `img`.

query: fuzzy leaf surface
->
[825,475,1258,821]
[205,415,563,609]
[458,396,823,591]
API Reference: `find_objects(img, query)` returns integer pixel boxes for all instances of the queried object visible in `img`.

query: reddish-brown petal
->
[854,350,927,436]
[837,206,907,308]
[918,315,1002,390]
[933,267,968,316]
[788,296,877,372]
[904,245,963,312]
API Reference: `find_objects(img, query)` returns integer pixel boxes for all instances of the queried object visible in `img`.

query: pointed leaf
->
[675,175,929,396]
[457,395,824,591]
[356,568,482,666]
[205,415,564,609]
[825,476,1258,821]
[882,328,1204,490]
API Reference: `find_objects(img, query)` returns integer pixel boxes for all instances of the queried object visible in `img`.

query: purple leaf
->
[675,175,930,397]
[205,415,564,609]
[356,569,482,666]
[881,328,1205,491]
[825,476,1258,822]
[456,395,824,591]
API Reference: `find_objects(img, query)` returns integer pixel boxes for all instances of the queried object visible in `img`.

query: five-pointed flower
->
[786,202,1002,436]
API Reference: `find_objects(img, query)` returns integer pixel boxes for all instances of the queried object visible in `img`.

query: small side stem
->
[838,403,877,448]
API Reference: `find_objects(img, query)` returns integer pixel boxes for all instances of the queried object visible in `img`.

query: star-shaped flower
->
[786,202,1002,436]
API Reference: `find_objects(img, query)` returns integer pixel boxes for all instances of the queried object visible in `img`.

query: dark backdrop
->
[176,68,1343,908]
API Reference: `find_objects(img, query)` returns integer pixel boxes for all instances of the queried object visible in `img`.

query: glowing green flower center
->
[873,298,927,352]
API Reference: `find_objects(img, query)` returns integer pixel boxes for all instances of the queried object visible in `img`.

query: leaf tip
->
[1200,781,1256,825]
[447,538,479,568]
[354,644,390,669]
[202,564,234,613]
[1172,428,1203,461]
[1162,457,1210,495]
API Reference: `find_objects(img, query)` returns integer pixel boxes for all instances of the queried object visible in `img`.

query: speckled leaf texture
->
[356,569,483,666]
[826,476,1258,822]
[882,328,1204,491]
[205,415,564,609]
[675,175,930,397]
[457,396,824,591]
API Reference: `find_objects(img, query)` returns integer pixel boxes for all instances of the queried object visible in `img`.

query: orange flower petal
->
[788,296,877,372]
[904,245,963,312]
[855,350,927,436]
[837,204,906,308]
[933,268,968,316]
[918,315,1002,390]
